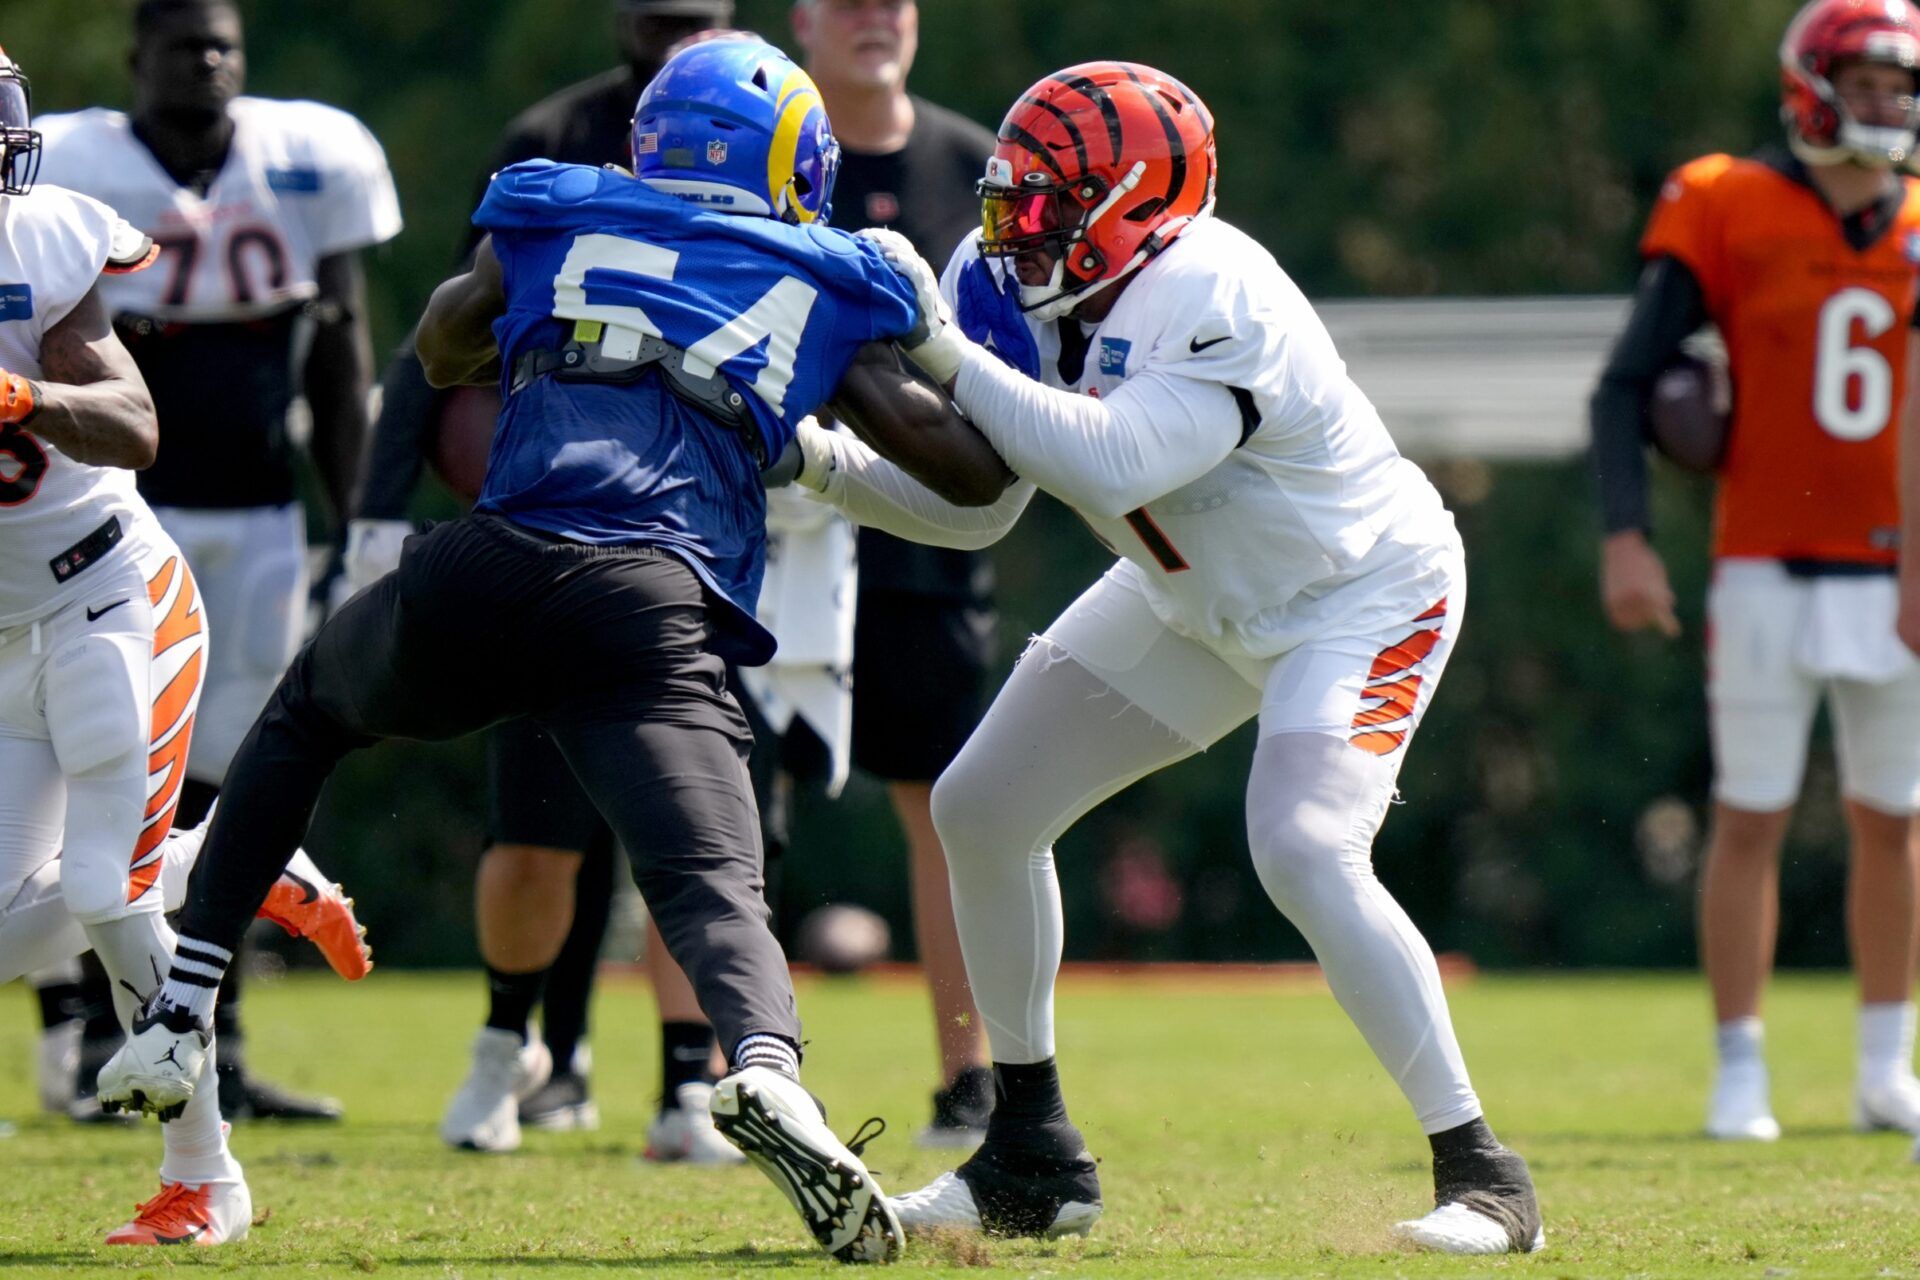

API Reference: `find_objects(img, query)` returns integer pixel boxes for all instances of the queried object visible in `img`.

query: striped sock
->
[158,937,233,1023]
[734,1033,801,1080]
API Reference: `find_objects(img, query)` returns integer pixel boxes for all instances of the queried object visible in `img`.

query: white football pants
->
[930,552,1484,1135]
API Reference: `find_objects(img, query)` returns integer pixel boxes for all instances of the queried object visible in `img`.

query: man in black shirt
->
[790,0,998,1146]
[346,0,747,1158]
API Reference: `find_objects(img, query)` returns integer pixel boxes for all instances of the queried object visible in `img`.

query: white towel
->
[741,479,858,795]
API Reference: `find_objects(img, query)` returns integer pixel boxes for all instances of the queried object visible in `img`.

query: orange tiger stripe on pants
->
[127,555,205,903]
[1349,598,1447,757]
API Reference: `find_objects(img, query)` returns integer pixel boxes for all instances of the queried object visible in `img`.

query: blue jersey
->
[473,160,919,664]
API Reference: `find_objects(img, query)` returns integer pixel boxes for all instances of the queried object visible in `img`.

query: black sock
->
[77,953,120,1047]
[1428,1116,1511,1192]
[485,966,545,1040]
[539,837,614,1073]
[988,1059,1070,1132]
[661,1020,717,1098]
[35,978,84,1029]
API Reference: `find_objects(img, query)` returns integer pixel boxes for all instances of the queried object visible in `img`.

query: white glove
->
[855,227,969,385]
[342,518,412,598]
[792,417,837,493]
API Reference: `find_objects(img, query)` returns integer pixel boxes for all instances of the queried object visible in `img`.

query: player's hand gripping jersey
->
[935,220,1452,659]
[474,159,919,663]
[0,182,161,624]
[1644,154,1920,563]
[34,100,401,508]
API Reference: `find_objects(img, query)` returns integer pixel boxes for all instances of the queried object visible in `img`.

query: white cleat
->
[890,1170,1101,1239]
[96,997,210,1122]
[709,1066,902,1264]
[105,1176,252,1245]
[1707,1059,1781,1141]
[37,1019,81,1114]
[644,1081,746,1165]
[1395,1202,1546,1255]
[440,1028,551,1153]
[1857,1074,1920,1135]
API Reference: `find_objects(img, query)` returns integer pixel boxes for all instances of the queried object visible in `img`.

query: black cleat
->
[218,1063,343,1122]
[519,1070,599,1131]
[1396,1142,1544,1254]
[916,1064,992,1149]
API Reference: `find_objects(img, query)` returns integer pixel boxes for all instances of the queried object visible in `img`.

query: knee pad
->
[57,793,149,924]
[1245,733,1395,918]
[43,633,149,781]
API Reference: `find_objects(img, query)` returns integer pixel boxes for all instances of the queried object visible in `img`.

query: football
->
[431,384,501,503]
[796,903,891,975]
[1647,352,1729,475]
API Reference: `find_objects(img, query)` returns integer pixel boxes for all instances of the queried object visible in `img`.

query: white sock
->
[83,912,239,1185]
[1859,1002,1916,1087]
[158,936,232,1023]
[734,1034,800,1080]
[1716,1016,1765,1067]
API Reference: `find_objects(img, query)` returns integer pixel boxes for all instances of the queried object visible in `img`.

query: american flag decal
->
[637,132,659,155]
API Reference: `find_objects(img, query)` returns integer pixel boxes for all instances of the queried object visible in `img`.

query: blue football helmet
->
[631,39,838,225]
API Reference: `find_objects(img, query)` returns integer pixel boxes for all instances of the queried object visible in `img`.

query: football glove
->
[792,416,836,493]
[856,227,969,385]
[0,369,37,424]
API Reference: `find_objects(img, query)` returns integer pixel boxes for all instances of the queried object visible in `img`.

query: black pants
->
[176,516,800,1055]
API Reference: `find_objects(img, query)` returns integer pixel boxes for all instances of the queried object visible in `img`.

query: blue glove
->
[955,256,1041,380]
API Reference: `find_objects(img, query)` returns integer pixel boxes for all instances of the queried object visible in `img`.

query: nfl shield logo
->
[706,140,729,165]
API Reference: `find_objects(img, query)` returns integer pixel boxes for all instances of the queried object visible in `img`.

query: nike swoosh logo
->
[1189,335,1230,354]
[86,598,130,622]
[280,869,321,905]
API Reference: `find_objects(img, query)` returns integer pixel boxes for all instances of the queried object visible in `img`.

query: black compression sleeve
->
[356,336,441,521]
[1588,255,1709,534]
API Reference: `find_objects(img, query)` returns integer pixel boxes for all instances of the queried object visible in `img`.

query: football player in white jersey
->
[33,0,397,1121]
[785,62,1543,1255]
[0,44,362,1245]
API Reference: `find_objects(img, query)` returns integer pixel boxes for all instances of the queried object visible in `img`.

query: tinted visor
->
[977,182,1067,257]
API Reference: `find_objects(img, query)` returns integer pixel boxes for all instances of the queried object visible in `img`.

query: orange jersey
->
[1642,153,1920,563]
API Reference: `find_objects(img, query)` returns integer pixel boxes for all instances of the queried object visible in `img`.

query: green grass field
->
[3,969,1920,1277]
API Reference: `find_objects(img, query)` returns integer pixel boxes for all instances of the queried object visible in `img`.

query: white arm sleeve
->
[814,430,1033,551]
[952,342,1243,519]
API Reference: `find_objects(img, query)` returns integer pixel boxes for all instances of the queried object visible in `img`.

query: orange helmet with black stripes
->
[979,61,1216,321]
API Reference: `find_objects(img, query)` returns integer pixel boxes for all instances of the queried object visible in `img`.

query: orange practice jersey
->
[1642,153,1920,563]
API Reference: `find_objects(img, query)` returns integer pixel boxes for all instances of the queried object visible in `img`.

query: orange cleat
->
[105,1178,252,1245]
[255,848,373,981]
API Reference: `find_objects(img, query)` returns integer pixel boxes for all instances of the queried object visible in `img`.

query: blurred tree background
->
[3,0,1858,971]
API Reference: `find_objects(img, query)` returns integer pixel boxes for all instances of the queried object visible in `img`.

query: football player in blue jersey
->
[96,39,1008,1265]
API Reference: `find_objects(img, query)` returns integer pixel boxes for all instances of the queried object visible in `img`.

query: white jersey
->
[938,218,1454,659]
[36,97,401,323]
[0,185,163,624]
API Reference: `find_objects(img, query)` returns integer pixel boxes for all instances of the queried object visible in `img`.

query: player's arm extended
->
[1,285,158,470]
[948,344,1240,519]
[825,341,1013,506]
[418,237,505,390]
[805,421,1034,551]
[305,252,376,527]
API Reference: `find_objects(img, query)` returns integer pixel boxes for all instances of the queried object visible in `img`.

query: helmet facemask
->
[0,66,39,197]
[1790,58,1920,167]
[977,159,1151,323]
